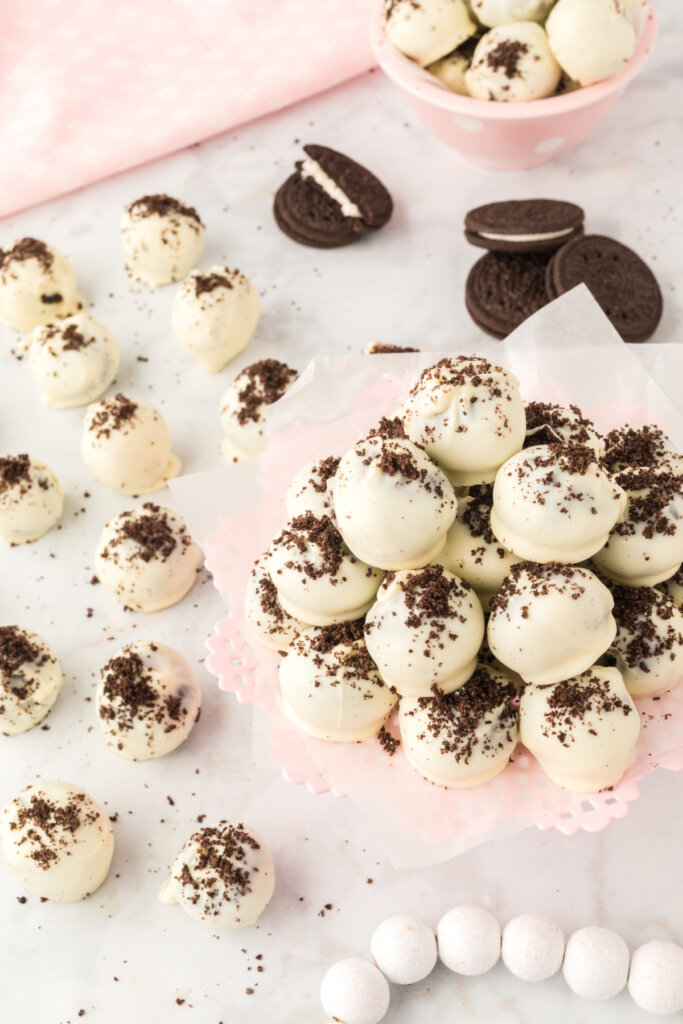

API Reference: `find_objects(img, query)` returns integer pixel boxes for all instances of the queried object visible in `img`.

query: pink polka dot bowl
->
[370,0,658,171]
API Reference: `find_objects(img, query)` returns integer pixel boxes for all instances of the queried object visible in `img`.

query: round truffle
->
[0,238,83,331]
[0,626,62,735]
[523,402,602,455]
[0,781,114,901]
[81,393,181,496]
[94,503,202,612]
[220,359,298,463]
[159,821,274,930]
[607,585,683,699]
[286,455,340,520]
[321,958,390,1024]
[121,194,205,286]
[546,0,637,87]
[501,913,565,982]
[466,23,561,102]
[628,940,683,1016]
[171,265,260,373]
[22,313,119,408]
[244,557,309,651]
[384,0,476,67]
[0,454,64,545]
[370,915,437,985]
[438,905,501,975]
[562,926,630,999]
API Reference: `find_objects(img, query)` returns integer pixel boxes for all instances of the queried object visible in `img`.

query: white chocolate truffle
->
[427,40,477,94]
[370,915,437,985]
[562,926,629,999]
[220,358,298,463]
[245,557,308,651]
[602,424,683,476]
[491,444,627,564]
[159,821,274,930]
[466,23,561,102]
[592,467,683,587]
[279,622,397,742]
[171,266,260,374]
[121,194,205,286]
[332,433,456,571]
[364,566,485,697]
[524,402,602,456]
[95,503,202,612]
[97,641,201,760]
[0,454,64,545]
[501,913,565,982]
[286,455,340,520]
[22,313,119,408]
[608,586,683,699]
[400,664,518,787]
[266,514,381,626]
[0,238,83,332]
[487,563,616,685]
[81,393,181,496]
[438,905,501,975]
[321,958,390,1024]
[385,0,476,67]
[519,666,639,793]
[0,626,62,736]
[546,0,636,87]
[434,485,522,611]
[659,567,683,609]
[403,357,526,486]
[471,0,556,26]
[0,781,114,902]
[628,940,683,1016]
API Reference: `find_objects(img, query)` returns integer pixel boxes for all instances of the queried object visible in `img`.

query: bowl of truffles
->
[371,0,658,169]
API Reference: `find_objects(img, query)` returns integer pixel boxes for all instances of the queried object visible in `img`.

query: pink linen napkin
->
[0,0,375,220]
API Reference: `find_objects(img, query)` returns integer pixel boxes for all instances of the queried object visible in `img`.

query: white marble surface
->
[1,4,683,1019]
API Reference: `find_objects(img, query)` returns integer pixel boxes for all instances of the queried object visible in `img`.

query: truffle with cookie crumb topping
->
[0,454,64,545]
[0,627,62,736]
[220,359,298,463]
[121,194,204,286]
[605,585,683,698]
[172,265,260,373]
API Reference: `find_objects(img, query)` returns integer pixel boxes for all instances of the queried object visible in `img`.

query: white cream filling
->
[478,227,574,243]
[300,158,362,219]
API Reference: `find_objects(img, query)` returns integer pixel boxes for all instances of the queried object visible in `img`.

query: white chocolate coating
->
[487,563,616,685]
[659,567,683,609]
[519,666,640,793]
[171,266,260,374]
[266,514,381,626]
[0,455,64,545]
[22,313,119,408]
[0,781,114,901]
[562,926,630,999]
[97,641,201,760]
[399,664,518,787]
[546,0,636,86]
[364,566,484,697]
[279,623,396,742]
[121,195,205,286]
[466,23,561,102]
[385,0,477,67]
[524,402,602,455]
[433,485,522,610]
[321,958,391,1024]
[285,455,340,520]
[0,627,62,736]
[220,359,298,463]
[95,503,202,612]
[592,467,683,587]
[471,0,556,26]
[438,905,501,975]
[628,940,683,1016]
[427,47,474,95]
[501,914,565,982]
[244,558,309,651]
[0,239,83,332]
[332,434,456,570]
[491,444,627,564]
[607,586,683,698]
[370,915,438,985]
[403,357,526,486]
[81,393,180,496]
[159,821,274,930]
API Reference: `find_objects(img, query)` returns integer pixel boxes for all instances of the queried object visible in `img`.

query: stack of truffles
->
[245,356,683,794]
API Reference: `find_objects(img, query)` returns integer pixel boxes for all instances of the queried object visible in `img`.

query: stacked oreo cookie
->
[464,199,662,344]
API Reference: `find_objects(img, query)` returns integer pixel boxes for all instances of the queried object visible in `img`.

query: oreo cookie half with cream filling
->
[465,199,584,254]
[273,145,392,248]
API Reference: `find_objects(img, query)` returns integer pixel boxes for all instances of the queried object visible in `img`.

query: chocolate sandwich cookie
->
[547,234,663,343]
[274,144,392,249]
[465,199,584,253]
[465,251,550,339]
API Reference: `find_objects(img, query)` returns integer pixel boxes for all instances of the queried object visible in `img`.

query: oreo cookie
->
[273,144,392,249]
[465,251,551,339]
[547,234,663,343]
[465,199,584,254]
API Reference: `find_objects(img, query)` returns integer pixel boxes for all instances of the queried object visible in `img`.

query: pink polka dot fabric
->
[0,0,375,219]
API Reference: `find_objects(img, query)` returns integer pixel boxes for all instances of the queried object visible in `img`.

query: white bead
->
[502,913,566,982]
[563,926,630,1000]
[320,958,390,1024]
[628,941,683,1015]
[370,915,437,985]
[437,905,501,976]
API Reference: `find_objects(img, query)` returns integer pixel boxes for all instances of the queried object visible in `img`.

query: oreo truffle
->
[524,402,602,454]
[0,238,83,332]
[0,626,62,736]
[120,194,205,286]
[219,359,298,463]
[22,313,119,409]
[0,454,64,545]
[171,266,260,374]
[244,557,309,651]
[607,585,683,698]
